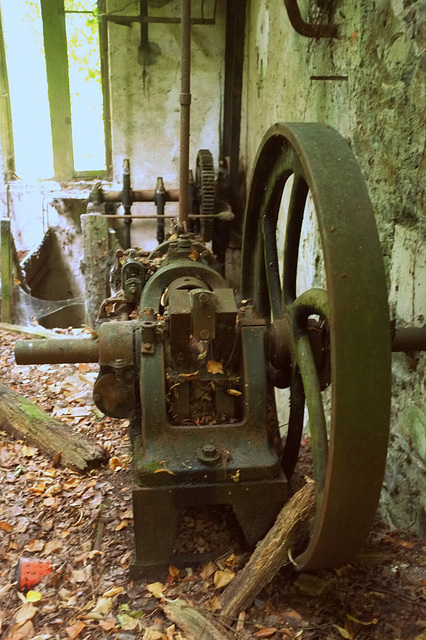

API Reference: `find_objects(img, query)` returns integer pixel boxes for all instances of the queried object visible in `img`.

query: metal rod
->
[15,339,99,365]
[283,0,337,38]
[391,327,426,352]
[179,0,191,229]
[103,189,180,203]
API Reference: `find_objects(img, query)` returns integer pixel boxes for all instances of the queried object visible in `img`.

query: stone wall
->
[240,0,426,533]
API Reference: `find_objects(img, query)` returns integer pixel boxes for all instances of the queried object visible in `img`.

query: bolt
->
[199,292,209,303]
[143,342,152,350]
[202,444,217,458]
[94,392,101,403]
[200,329,210,340]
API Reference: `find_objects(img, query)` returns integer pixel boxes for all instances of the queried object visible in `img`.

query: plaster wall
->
[240,0,426,533]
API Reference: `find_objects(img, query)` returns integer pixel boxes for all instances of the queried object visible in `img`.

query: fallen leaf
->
[51,450,62,467]
[25,591,42,602]
[165,624,176,639]
[347,614,379,626]
[65,620,86,639]
[24,539,45,553]
[21,445,38,458]
[236,611,246,632]
[146,582,164,598]
[71,568,90,583]
[85,597,112,619]
[15,602,38,626]
[294,573,329,596]
[63,477,80,490]
[44,539,62,554]
[180,371,199,379]
[214,568,235,589]
[333,625,353,639]
[142,629,163,640]
[103,586,124,598]
[115,520,129,531]
[117,613,139,631]
[227,388,242,396]
[282,610,303,627]
[0,521,13,533]
[109,457,122,471]
[168,565,180,579]
[210,596,222,612]
[200,561,216,580]
[188,248,199,261]
[6,619,34,640]
[254,628,278,638]
[207,360,223,375]
[99,619,116,631]
[153,467,174,475]
[28,482,46,495]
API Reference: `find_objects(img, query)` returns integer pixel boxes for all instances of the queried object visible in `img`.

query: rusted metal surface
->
[283,0,338,38]
[14,338,99,365]
[241,122,391,570]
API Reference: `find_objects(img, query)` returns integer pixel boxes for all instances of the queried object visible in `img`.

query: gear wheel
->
[194,149,215,242]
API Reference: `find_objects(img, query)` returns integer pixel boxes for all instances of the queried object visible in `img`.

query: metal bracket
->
[283,0,338,38]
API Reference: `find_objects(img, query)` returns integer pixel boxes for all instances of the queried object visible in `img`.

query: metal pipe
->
[391,327,426,352]
[15,339,99,365]
[103,189,180,202]
[102,15,214,25]
[179,0,191,229]
[283,0,337,38]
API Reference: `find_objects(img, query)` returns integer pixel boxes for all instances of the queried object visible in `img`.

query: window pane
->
[1,0,54,179]
[65,5,106,172]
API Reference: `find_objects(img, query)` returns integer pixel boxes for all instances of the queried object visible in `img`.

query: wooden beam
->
[1,218,12,323]
[0,6,15,180]
[40,0,74,179]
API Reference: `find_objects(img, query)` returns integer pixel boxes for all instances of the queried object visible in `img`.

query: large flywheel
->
[241,123,392,570]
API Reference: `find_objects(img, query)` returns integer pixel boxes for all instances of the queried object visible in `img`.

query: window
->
[0,0,109,180]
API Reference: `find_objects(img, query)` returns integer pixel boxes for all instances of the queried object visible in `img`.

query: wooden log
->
[81,213,111,329]
[220,482,316,619]
[0,382,109,472]
[161,599,234,640]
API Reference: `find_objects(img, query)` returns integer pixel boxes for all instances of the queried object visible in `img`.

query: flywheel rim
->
[241,122,392,570]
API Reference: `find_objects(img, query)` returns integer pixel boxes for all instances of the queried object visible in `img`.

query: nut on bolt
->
[198,443,220,464]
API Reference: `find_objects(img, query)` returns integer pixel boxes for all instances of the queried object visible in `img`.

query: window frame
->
[40,0,111,180]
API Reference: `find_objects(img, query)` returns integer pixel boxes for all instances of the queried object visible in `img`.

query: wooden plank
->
[1,218,12,323]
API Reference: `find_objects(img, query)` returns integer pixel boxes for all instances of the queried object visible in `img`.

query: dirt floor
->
[0,327,425,640]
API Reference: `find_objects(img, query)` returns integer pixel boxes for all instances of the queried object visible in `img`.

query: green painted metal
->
[241,122,392,570]
[0,218,12,323]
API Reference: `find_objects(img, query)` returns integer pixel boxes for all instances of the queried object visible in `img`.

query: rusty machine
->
[14,1,426,577]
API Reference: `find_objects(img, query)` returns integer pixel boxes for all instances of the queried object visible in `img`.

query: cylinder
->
[14,339,99,365]
[391,327,426,352]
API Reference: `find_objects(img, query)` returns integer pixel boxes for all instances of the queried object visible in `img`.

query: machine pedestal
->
[130,476,287,579]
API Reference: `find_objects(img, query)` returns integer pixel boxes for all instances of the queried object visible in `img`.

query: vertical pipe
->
[179,0,191,228]
[0,218,12,323]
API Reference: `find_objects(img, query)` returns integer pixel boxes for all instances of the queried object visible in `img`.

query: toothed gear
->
[195,149,215,242]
